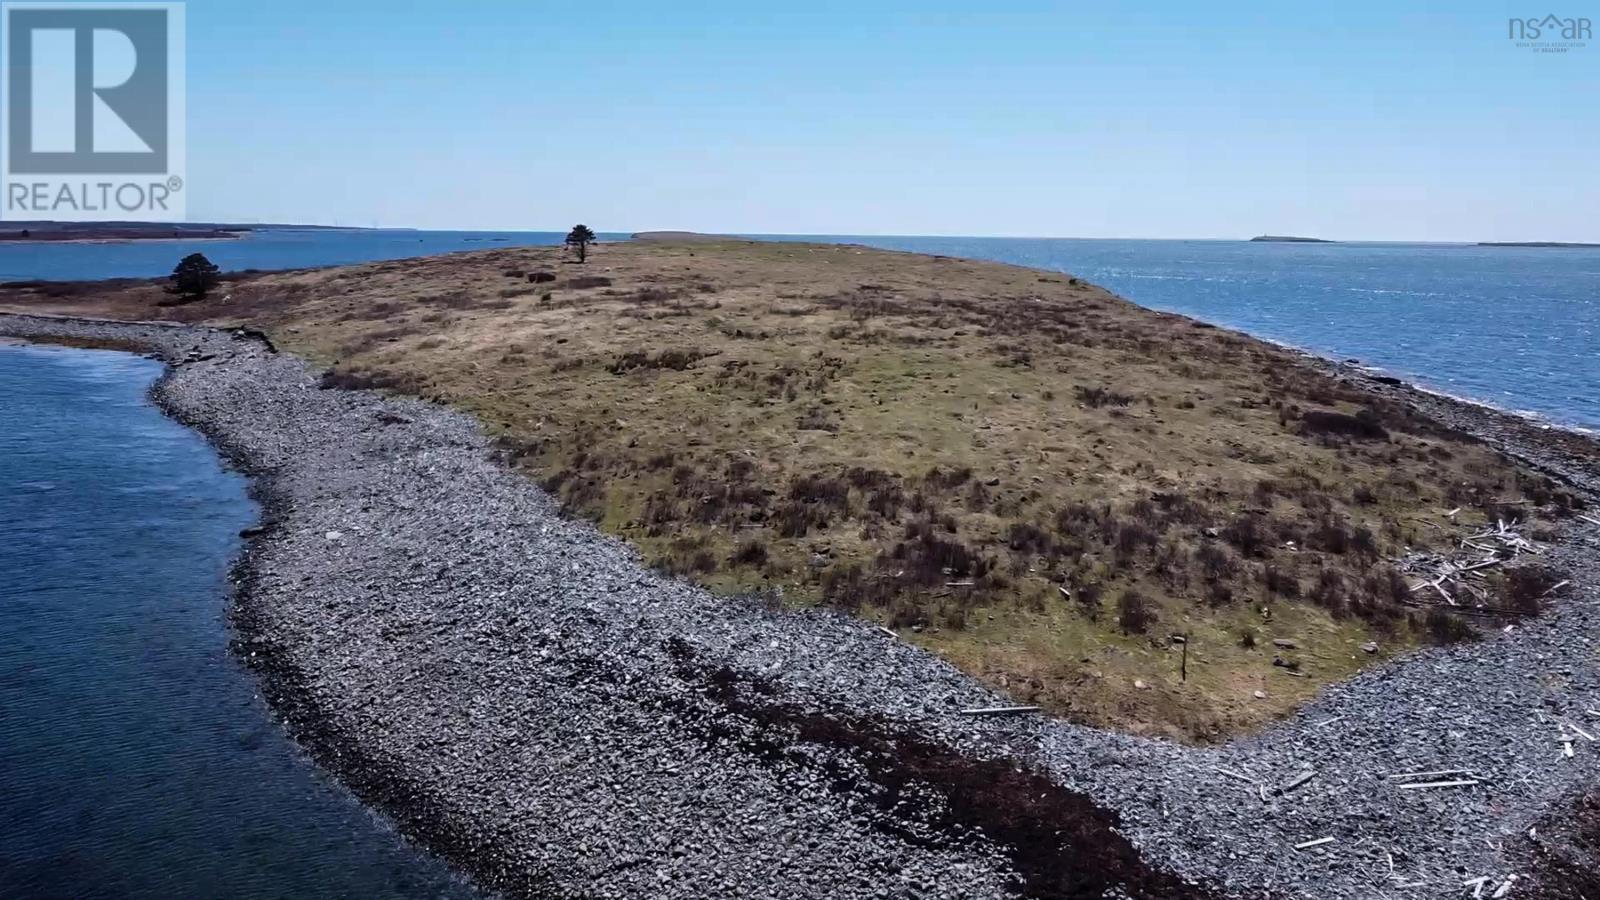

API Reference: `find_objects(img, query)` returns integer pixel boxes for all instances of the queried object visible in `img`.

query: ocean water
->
[0,343,478,899]
[1,230,1595,430]
[0,228,630,282]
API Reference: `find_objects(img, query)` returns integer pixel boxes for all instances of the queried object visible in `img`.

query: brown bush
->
[1310,569,1346,614]
[1006,522,1055,555]
[317,368,424,393]
[790,473,850,509]
[729,540,770,568]
[1150,491,1211,528]
[923,465,974,490]
[1072,579,1103,620]
[774,502,828,538]
[1055,502,1112,542]
[866,485,905,518]
[1262,564,1300,598]
[1117,589,1155,634]
[1299,409,1389,441]
[1075,385,1136,408]
[608,348,709,374]
[1194,542,1238,580]
[1308,513,1378,558]
[1113,521,1158,560]
[1499,565,1567,617]
[893,531,990,585]
[1221,513,1268,557]
[939,602,970,630]
[845,467,898,490]
[1423,608,1478,644]
[1361,566,1410,606]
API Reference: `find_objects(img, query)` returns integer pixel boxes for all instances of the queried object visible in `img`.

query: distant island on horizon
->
[0,221,369,244]
[630,230,736,242]
[1249,235,1335,243]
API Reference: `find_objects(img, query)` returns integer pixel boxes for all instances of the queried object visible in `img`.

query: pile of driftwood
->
[1395,517,1560,614]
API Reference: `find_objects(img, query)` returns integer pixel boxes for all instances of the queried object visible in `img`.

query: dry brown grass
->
[4,239,1581,741]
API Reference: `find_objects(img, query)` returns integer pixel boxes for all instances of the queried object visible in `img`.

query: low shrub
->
[1194,542,1238,580]
[774,501,828,538]
[1262,564,1300,598]
[608,348,708,373]
[1423,608,1478,644]
[923,465,974,490]
[1221,513,1268,557]
[1075,385,1136,408]
[1499,565,1567,617]
[1117,589,1155,634]
[893,531,990,585]
[1309,569,1346,614]
[729,540,769,568]
[317,368,423,393]
[1114,520,1158,559]
[1072,580,1103,620]
[1299,409,1389,441]
[789,473,850,509]
[1006,521,1055,555]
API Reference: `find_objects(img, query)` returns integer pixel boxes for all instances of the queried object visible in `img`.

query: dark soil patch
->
[1298,409,1389,441]
[1514,789,1600,899]
[663,639,1218,900]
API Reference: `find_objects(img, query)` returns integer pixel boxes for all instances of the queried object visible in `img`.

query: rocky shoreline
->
[3,311,1597,899]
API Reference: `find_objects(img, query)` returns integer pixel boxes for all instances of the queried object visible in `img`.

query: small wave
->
[1399,381,1598,436]
[1233,338,1600,437]
[1343,287,1448,298]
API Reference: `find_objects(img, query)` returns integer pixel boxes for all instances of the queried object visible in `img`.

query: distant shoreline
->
[630,230,743,242]
[1477,241,1600,248]
[0,228,247,244]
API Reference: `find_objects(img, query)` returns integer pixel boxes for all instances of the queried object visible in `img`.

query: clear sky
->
[186,0,1598,241]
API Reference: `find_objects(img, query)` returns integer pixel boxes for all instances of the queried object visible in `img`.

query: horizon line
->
[9,220,1598,245]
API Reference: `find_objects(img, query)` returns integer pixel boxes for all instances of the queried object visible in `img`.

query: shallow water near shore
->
[0,344,479,899]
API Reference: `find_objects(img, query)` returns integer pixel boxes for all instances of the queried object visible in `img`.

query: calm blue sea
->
[2,229,1596,430]
[0,343,478,900]
[0,228,614,282]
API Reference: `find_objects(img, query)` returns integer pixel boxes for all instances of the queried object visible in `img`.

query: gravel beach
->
[4,311,1596,900]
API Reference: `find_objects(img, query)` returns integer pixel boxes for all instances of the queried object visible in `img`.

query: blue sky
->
[185,1,1598,240]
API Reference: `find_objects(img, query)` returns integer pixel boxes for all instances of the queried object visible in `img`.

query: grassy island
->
[3,238,1578,740]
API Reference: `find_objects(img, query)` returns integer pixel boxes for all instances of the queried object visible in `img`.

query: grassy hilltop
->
[4,239,1580,740]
